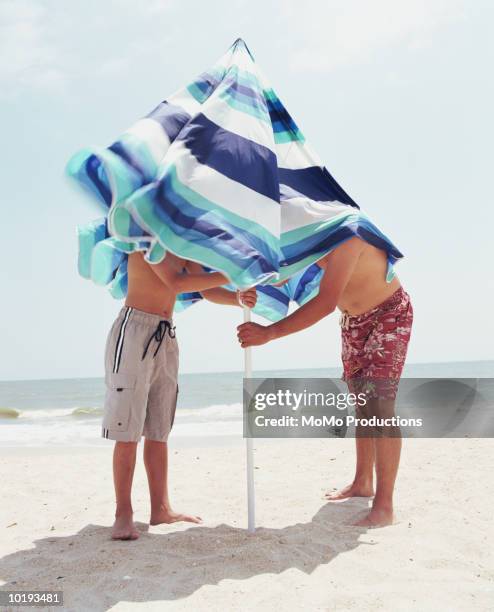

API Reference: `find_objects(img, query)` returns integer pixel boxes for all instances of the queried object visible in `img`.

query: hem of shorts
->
[142,433,171,443]
[101,430,142,442]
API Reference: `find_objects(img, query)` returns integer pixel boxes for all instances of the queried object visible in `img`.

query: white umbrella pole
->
[243,306,256,533]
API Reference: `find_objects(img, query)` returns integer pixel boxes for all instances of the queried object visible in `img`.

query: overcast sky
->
[1,0,493,381]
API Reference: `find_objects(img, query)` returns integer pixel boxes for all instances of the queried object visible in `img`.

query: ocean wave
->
[178,403,242,421]
[13,407,103,420]
[0,403,241,423]
[0,406,242,447]
[71,407,104,418]
[0,407,20,419]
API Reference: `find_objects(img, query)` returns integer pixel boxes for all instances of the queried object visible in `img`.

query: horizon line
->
[1,359,493,384]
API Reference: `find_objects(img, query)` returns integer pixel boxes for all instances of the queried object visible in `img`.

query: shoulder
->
[153,251,186,270]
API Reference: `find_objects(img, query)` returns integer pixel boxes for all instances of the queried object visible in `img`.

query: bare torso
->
[126,241,399,318]
[125,252,184,318]
[318,241,401,315]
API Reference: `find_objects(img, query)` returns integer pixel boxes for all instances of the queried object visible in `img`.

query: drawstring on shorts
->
[340,312,350,330]
[142,320,176,360]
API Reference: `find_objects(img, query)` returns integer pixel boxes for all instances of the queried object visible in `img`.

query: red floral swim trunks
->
[341,287,413,400]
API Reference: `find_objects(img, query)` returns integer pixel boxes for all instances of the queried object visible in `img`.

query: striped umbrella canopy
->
[67,38,403,320]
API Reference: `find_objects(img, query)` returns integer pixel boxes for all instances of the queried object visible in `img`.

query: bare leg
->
[325,428,375,500]
[354,437,401,526]
[144,439,202,525]
[354,399,401,527]
[112,441,140,540]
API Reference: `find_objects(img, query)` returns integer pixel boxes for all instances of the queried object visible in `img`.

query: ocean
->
[1,361,492,447]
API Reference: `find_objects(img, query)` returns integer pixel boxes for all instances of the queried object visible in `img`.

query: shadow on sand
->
[0,499,372,610]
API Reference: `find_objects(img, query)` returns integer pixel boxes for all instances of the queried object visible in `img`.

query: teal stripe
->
[219,66,270,117]
[386,262,396,283]
[235,70,263,91]
[111,206,138,240]
[77,226,97,279]
[130,196,261,286]
[252,296,287,322]
[219,89,270,123]
[281,211,360,247]
[273,130,305,144]
[109,268,127,299]
[187,83,208,103]
[91,242,117,285]
[186,67,227,103]
[229,67,269,106]
[263,88,305,143]
[297,285,319,306]
[147,241,167,263]
[277,255,322,281]
[111,239,139,253]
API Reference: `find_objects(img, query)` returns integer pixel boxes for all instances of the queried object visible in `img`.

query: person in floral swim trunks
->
[340,286,413,400]
[237,236,413,527]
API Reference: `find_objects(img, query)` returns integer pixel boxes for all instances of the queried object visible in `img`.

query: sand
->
[0,438,493,611]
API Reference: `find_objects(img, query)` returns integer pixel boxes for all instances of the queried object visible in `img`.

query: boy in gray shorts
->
[103,309,179,444]
[104,251,256,540]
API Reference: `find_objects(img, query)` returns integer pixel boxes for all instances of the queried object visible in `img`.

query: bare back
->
[318,240,401,315]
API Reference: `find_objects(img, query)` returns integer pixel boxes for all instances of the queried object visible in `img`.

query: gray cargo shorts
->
[102,306,179,443]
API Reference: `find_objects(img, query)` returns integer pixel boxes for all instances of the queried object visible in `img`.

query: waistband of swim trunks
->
[117,306,174,328]
[348,287,408,323]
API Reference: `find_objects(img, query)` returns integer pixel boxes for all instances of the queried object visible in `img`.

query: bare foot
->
[111,513,140,540]
[150,507,202,526]
[353,506,394,527]
[325,481,374,501]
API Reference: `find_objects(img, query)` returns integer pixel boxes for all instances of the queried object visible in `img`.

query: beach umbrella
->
[67,39,403,532]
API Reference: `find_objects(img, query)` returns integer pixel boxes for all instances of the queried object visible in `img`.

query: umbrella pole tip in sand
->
[243,306,256,533]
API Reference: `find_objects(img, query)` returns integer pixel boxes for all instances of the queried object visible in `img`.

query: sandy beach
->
[0,438,492,611]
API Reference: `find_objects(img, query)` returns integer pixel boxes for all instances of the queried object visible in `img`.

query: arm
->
[173,270,229,293]
[149,254,229,293]
[185,260,257,307]
[237,237,364,348]
[200,287,238,306]
[200,287,257,308]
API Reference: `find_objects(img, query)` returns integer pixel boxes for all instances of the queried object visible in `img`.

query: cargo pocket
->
[103,373,137,432]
